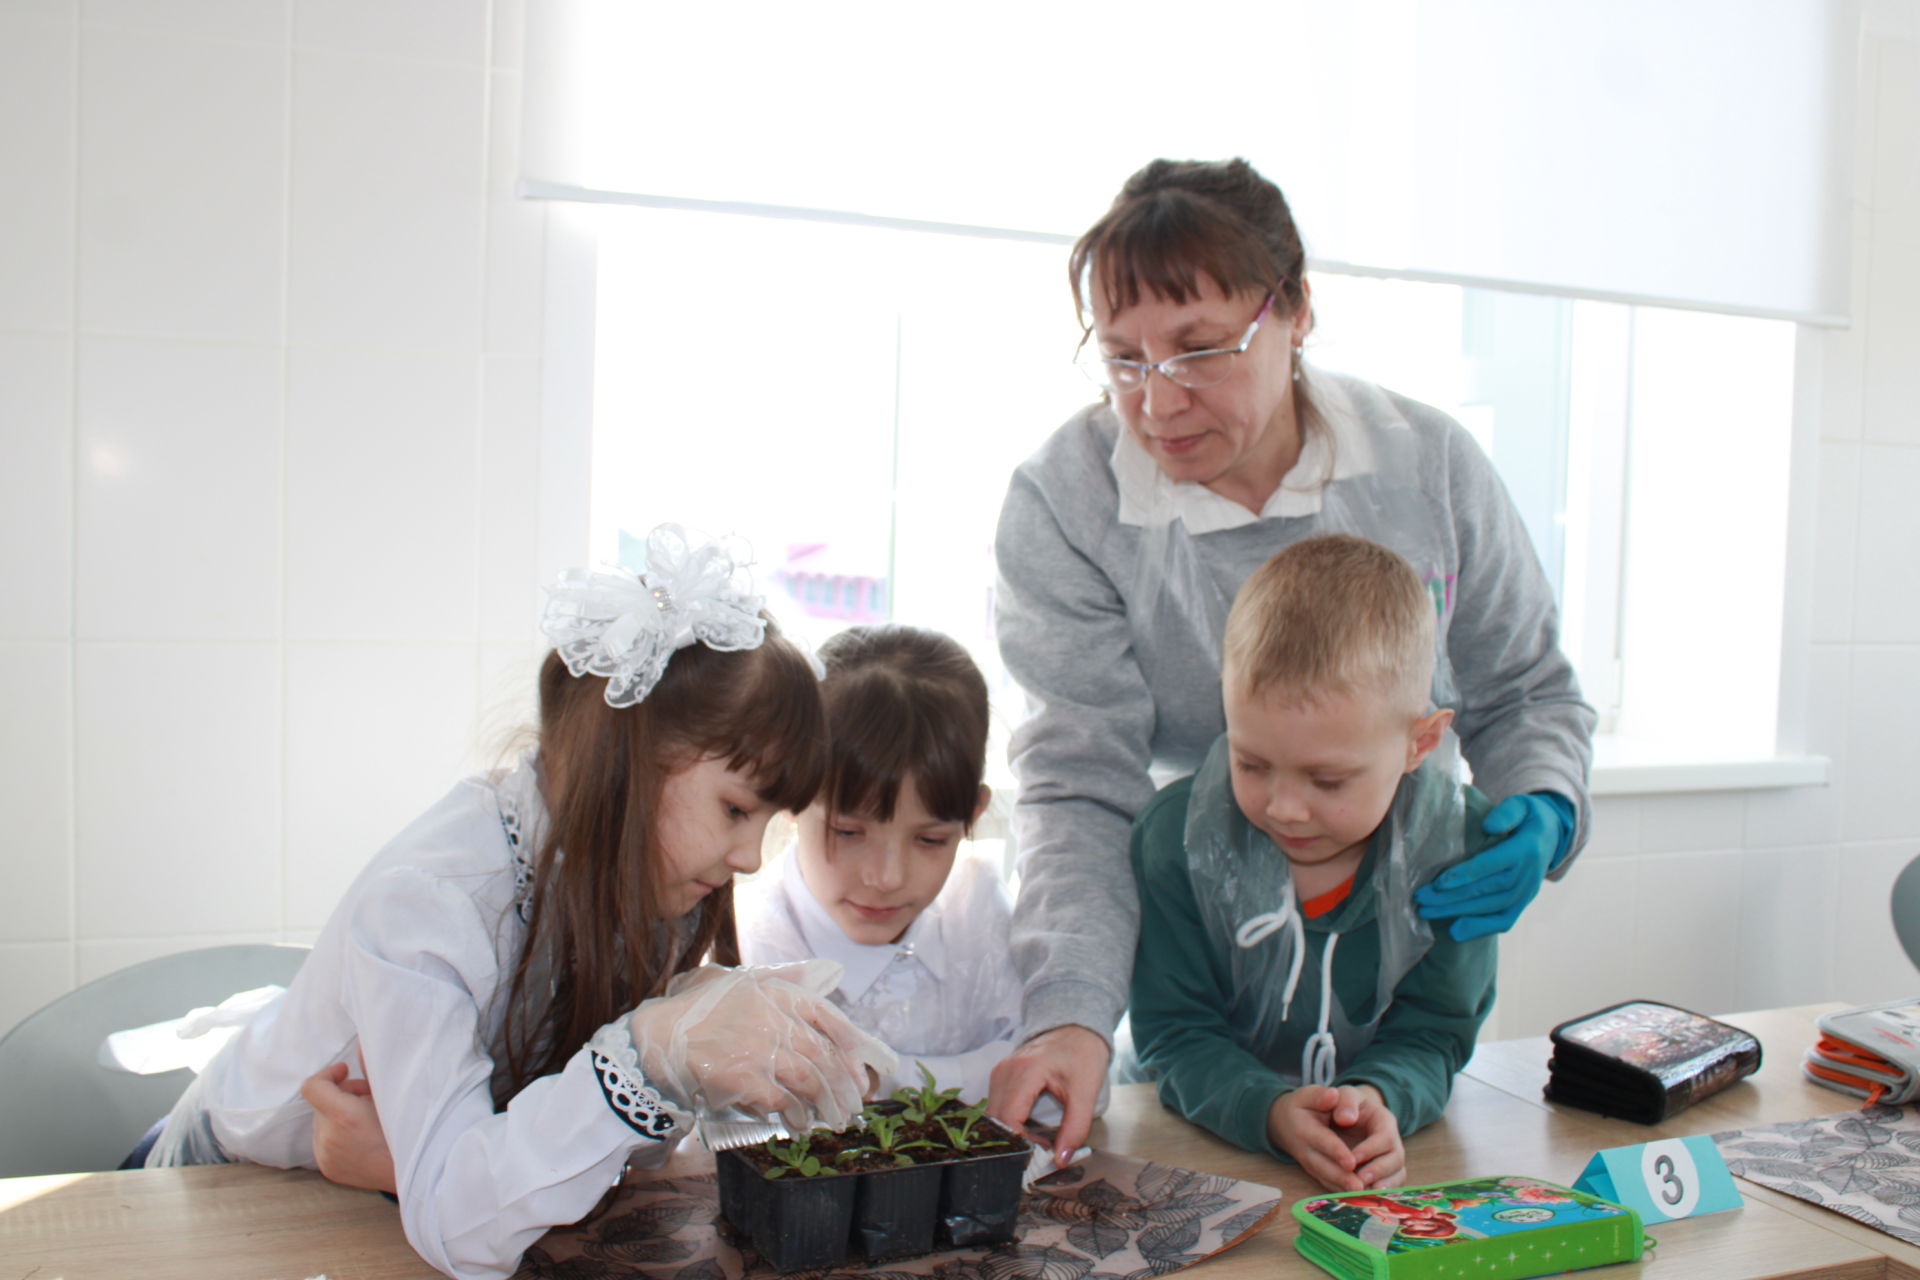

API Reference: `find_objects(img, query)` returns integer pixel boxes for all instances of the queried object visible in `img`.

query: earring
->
[1292,344,1304,383]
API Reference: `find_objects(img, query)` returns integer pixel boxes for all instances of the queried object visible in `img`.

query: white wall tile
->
[1817,202,1870,443]
[81,0,288,43]
[0,944,76,1043]
[74,642,280,937]
[1733,845,1838,1011]
[75,337,281,639]
[1631,851,1742,1015]
[1844,646,1920,842]
[78,26,285,342]
[1636,792,1746,855]
[484,70,546,357]
[1864,0,1920,41]
[0,331,73,639]
[75,932,285,986]
[287,46,485,351]
[1852,446,1920,640]
[293,0,487,66]
[0,5,75,331]
[1579,795,1640,859]
[1862,213,1920,446]
[1744,645,1849,847]
[1870,41,1920,213]
[283,642,480,929]
[1809,441,1859,644]
[491,0,524,70]
[1494,856,1639,1039]
[0,645,72,943]
[471,640,541,774]
[1833,840,1920,1003]
[283,346,479,640]
[478,355,542,641]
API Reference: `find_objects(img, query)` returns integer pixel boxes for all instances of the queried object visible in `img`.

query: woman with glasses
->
[986,158,1595,1165]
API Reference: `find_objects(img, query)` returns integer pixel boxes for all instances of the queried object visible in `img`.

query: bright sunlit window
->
[586,204,1798,792]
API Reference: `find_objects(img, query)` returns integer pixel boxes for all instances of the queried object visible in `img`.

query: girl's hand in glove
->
[628,960,896,1132]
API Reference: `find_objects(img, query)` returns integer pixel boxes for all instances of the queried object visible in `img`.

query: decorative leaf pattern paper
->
[509,1151,1282,1280]
[1714,1103,1920,1246]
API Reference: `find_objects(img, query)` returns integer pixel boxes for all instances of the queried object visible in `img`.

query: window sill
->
[1590,735,1829,796]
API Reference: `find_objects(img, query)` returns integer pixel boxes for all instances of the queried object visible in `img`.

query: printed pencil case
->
[1544,999,1761,1124]
[1293,1175,1645,1279]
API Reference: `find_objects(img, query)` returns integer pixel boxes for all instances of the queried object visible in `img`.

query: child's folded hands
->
[1267,1083,1406,1192]
[630,960,897,1132]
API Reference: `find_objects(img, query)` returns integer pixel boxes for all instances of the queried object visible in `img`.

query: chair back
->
[0,943,309,1177]
[1892,854,1920,973]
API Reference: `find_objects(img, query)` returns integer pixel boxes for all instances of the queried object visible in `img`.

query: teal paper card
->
[1573,1135,1743,1224]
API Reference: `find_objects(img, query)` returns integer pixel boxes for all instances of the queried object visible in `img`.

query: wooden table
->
[0,1005,1903,1279]
[1462,1001,1920,1280]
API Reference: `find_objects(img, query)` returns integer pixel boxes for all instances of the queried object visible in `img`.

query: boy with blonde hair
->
[1127,535,1499,1191]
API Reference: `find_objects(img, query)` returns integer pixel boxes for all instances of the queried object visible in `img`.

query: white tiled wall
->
[0,0,551,1039]
[2,2,1918,1059]
[1488,1,1920,1037]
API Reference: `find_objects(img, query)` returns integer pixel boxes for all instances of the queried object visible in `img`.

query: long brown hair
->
[815,625,989,831]
[496,621,827,1103]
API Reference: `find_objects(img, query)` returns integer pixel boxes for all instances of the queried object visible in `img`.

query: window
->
[586,203,1799,788]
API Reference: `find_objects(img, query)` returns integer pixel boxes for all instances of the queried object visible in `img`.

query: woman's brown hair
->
[496,621,827,1103]
[815,625,989,831]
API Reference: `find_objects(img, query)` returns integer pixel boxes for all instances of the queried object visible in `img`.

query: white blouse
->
[736,848,1023,1104]
[150,759,681,1280]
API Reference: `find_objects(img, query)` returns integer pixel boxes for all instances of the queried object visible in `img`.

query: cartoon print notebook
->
[1292,1176,1645,1280]
[1545,1000,1761,1124]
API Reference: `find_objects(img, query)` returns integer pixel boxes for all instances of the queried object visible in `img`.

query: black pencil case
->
[1544,999,1761,1124]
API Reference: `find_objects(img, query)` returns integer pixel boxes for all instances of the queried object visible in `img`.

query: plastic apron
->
[1183,737,1467,1089]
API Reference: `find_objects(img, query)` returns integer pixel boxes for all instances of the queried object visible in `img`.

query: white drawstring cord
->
[1234,881,1305,1019]
[1301,930,1340,1086]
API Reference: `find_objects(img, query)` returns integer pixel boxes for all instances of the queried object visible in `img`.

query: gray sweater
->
[992,371,1595,1046]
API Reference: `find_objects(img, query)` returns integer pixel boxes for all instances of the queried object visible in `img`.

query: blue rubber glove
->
[1414,792,1574,942]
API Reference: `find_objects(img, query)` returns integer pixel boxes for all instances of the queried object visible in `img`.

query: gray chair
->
[1893,855,1920,973]
[0,943,309,1177]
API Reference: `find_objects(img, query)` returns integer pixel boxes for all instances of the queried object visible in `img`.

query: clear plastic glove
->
[629,959,896,1133]
[1414,792,1573,942]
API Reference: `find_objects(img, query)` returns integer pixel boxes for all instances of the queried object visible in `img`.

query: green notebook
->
[1293,1175,1646,1279]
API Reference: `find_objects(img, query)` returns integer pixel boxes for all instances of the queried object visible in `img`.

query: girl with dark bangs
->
[737,625,1026,1107]
[139,527,891,1280]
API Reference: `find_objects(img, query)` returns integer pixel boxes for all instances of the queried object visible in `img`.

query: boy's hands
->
[1267,1084,1404,1192]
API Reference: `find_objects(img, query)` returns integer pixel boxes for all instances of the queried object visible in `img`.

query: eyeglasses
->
[1078,293,1274,393]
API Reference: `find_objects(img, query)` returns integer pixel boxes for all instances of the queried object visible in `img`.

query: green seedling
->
[933,1099,991,1152]
[891,1062,963,1123]
[761,1133,836,1179]
[836,1108,938,1168]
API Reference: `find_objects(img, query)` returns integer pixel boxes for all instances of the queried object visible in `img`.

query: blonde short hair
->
[1223,535,1436,715]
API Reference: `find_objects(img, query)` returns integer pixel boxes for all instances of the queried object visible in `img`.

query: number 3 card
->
[1573,1135,1744,1224]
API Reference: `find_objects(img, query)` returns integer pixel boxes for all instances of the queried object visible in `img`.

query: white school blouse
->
[151,759,682,1280]
[736,848,1023,1104]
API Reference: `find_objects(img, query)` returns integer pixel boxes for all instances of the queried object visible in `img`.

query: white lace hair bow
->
[540,524,767,708]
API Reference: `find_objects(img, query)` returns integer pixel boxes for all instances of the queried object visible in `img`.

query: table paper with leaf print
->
[1713,1103,1920,1245]
[511,1149,1284,1280]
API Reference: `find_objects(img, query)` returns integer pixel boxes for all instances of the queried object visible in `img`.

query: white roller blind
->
[524,0,1856,325]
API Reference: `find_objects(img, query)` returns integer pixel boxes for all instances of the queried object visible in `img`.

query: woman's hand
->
[987,1024,1109,1167]
[1415,793,1574,941]
[301,1053,396,1195]
[628,962,896,1132]
[1267,1084,1404,1192]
